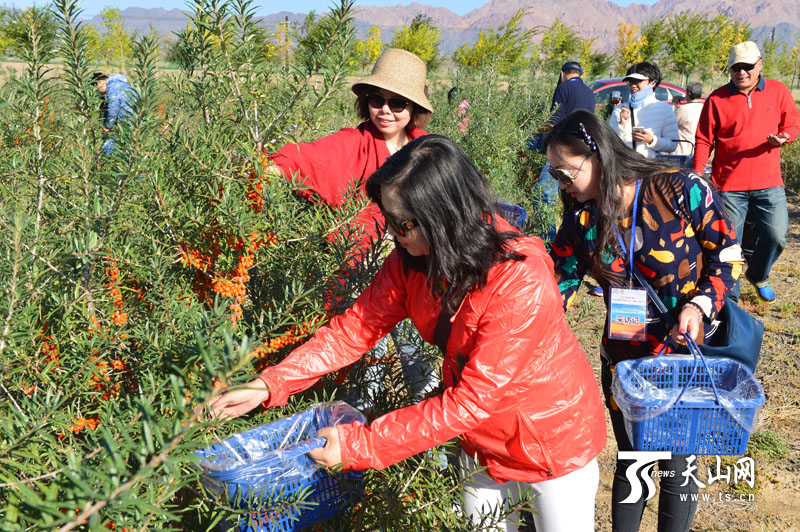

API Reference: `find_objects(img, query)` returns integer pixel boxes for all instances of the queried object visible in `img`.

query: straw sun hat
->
[351,48,433,113]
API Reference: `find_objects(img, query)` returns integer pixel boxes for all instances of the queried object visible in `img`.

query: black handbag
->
[630,267,763,373]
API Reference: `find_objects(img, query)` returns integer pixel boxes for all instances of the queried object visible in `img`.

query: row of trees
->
[617,13,800,85]
[2,5,799,85]
[1,5,136,66]
[289,9,800,85]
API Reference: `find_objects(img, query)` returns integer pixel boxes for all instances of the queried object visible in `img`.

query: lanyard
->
[614,179,642,285]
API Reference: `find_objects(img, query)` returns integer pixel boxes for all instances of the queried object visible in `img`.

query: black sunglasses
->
[378,203,418,236]
[730,62,758,73]
[367,93,411,113]
[548,154,592,187]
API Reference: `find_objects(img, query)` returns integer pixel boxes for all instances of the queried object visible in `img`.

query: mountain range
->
[96,0,800,54]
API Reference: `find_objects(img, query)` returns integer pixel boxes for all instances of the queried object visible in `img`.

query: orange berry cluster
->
[105,264,128,326]
[40,324,60,369]
[247,316,325,370]
[182,230,277,325]
[180,247,215,272]
[246,172,266,213]
[70,416,100,433]
[105,522,130,531]
[362,354,398,367]
[216,236,257,326]
[88,356,125,402]
[266,318,323,353]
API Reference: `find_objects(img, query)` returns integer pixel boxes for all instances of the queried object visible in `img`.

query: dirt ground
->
[570,187,800,532]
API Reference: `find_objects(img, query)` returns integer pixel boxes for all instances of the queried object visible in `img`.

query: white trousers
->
[461,454,599,532]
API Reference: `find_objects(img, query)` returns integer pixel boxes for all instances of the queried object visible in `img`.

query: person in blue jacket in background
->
[529,61,596,242]
[93,72,136,154]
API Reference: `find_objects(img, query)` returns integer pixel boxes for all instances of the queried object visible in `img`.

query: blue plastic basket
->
[497,203,528,231]
[197,406,363,532]
[613,340,764,455]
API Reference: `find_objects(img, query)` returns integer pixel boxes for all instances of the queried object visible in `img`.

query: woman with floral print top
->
[544,110,744,532]
[552,169,743,364]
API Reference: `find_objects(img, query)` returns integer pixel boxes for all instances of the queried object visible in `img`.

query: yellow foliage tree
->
[709,14,750,78]
[276,18,291,63]
[616,22,647,74]
[354,25,382,68]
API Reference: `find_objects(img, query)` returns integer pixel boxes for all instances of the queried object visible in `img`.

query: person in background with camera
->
[693,41,799,304]
[212,134,607,532]
[547,110,744,532]
[603,90,624,120]
[610,62,679,159]
[261,48,435,410]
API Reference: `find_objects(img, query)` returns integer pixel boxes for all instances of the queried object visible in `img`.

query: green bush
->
[781,116,800,191]
[0,0,548,530]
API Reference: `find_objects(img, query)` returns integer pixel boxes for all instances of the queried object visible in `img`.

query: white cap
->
[623,72,648,81]
[728,41,761,68]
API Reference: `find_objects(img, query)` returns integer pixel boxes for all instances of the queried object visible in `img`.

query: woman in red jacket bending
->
[212,135,606,532]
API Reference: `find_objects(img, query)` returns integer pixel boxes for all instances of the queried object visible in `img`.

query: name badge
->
[608,287,648,341]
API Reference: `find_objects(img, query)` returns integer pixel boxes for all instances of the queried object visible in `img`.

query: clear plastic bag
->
[197,401,366,500]
[612,340,764,433]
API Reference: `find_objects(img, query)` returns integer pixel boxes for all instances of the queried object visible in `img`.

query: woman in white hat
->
[263,48,435,407]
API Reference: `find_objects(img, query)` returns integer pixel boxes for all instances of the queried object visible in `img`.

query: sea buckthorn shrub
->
[782,118,800,190]
[0,0,545,529]
[428,68,560,241]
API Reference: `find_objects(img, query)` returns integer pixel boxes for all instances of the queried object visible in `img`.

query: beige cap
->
[351,48,433,113]
[728,41,761,68]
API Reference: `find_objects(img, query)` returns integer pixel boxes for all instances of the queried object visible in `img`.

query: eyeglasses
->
[625,78,650,86]
[548,154,592,187]
[730,62,758,73]
[367,93,410,113]
[379,203,418,236]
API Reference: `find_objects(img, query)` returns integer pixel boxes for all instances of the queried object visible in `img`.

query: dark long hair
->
[545,110,676,277]
[366,135,524,313]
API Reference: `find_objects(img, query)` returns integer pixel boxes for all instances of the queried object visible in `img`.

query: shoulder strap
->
[432,296,464,354]
[433,305,454,354]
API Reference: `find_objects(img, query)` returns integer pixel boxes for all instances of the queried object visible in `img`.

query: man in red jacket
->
[693,41,799,303]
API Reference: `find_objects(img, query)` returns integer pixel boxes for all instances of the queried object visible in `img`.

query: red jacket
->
[259,221,607,483]
[693,78,799,191]
[269,121,428,253]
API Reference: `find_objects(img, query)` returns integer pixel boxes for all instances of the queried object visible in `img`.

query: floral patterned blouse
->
[550,170,745,364]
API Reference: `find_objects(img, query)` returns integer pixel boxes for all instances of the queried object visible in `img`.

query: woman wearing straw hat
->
[263,48,435,409]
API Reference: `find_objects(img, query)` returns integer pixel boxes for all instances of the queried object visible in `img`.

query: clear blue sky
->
[18,0,658,18]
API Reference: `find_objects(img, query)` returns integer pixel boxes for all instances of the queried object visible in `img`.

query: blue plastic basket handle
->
[287,436,328,458]
[674,336,722,406]
[308,436,327,450]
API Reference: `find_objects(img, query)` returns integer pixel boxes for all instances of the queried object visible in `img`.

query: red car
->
[590,78,688,114]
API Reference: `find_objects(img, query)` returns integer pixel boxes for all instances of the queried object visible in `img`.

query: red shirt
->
[693,78,799,191]
[270,121,427,255]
